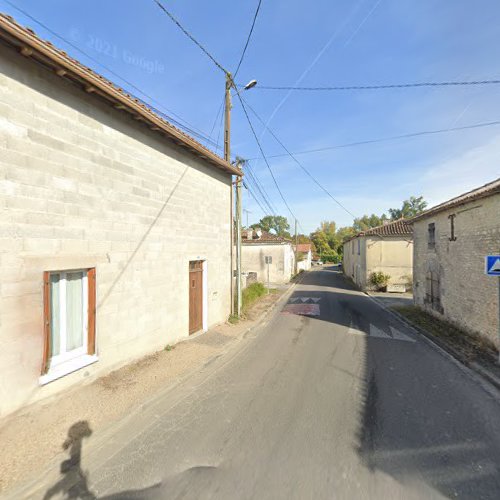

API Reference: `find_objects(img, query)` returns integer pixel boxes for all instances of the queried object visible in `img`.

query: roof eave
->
[0,14,242,177]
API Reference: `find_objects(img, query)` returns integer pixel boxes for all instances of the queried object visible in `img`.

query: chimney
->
[255,229,262,239]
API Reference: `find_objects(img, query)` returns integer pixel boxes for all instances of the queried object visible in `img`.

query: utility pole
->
[225,73,235,316]
[294,218,298,275]
[235,162,243,317]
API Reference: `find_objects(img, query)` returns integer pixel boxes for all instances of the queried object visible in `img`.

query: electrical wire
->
[243,181,270,216]
[245,163,278,215]
[3,0,220,151]
[242,80,500,91]
[241,97,357,219]
[233,0,263,78]
[247,120,500,160]
[233,88,300,224]
[153,0,229,75]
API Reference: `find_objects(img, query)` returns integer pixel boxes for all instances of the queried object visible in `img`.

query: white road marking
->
[347,322,416,343]
[390,326,416,343]
[370,324,392,340]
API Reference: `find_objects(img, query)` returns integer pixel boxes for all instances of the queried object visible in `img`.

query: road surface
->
[35,267,500,499]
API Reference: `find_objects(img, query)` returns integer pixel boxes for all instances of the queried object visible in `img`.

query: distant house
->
[295,243,312,271]
[241,230,295,285]
[412,178,500,345]
[342,219,413,291]
[0,15,241,417]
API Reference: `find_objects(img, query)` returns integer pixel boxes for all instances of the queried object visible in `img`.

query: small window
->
[42,269,96,376]
[448,214,457,241]
[428,223,436,249]
[357,239,361,255]
[352,240,354,254]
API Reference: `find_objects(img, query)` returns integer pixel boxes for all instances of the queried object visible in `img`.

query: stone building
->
[412,178,500,345]
[343,219,413,291]
[0,15,241,417]
[241,230,295,285]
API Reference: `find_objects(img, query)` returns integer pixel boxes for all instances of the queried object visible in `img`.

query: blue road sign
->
[485,255,500,276]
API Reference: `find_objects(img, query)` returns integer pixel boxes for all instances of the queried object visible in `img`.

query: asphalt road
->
[37,267,500,500]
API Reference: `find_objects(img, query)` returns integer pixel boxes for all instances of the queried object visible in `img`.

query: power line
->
[153,0,229,75]
[241,80,500,91]
[4,0,220,151]
[245,162,278,215]
[233,89,299,224]
[243,181,270,216]
[233,0,263,78]
[248,120,500,160]
[241,97,357,220]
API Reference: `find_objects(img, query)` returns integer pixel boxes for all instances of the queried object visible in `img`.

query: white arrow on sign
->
[489,258,500,273]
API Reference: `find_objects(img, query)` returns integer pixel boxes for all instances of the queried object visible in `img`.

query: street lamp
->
[226,76,257,317]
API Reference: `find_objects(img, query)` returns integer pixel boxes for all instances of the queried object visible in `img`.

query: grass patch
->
[228,314,240,325]
[242,282,267,311]
[394,305,498,363]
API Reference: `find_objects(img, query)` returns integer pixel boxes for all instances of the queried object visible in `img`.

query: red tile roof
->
[295,243,312,253]
[242,230,292,244]
[411,177,500,221]
[0,14,241,176]
[345,219,413,242]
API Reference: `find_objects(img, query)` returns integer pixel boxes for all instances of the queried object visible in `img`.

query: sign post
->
[485,255,500,364]
[265,256,272,294]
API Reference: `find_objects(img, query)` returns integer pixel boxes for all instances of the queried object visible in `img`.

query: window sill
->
[39,354,98,386]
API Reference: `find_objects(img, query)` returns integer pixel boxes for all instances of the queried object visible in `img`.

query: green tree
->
[251,215,290,237]
[352,213,388,232]
[310,230,330,256]
[388,196,428,220]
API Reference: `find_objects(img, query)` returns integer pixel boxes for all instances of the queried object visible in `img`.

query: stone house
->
[241,230,295,285]
[295,243,312,271]
[412,178,500,345]
[0,15,241,417]
[342,219,413,291]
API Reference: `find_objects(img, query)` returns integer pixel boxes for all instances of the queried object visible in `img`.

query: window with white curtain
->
[48,270,88,366]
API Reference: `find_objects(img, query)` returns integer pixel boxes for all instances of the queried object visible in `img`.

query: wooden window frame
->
[427,223,436,249]
[42,268,96,375]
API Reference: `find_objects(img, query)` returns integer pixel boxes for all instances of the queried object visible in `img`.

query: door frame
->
[189,258,208,334]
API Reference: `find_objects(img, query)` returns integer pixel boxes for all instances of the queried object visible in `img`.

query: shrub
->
[242,282,267,311]
[369,271,391,290]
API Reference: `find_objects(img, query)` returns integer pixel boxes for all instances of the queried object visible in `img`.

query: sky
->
[2,0,499,233]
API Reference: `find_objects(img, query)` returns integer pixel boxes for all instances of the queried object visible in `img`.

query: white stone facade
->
[0,45,232,417]
[413,192,500,345]
[241,243,295,285]
[343,236,413,290]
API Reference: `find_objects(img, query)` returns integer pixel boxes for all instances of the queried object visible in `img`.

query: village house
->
[0,15,241,417]
[241,229,295,285]
[342,219,413,291]
[412,178,500,346]
[295,243,312,271]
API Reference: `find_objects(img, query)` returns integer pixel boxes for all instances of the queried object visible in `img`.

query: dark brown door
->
[189,261,203,334]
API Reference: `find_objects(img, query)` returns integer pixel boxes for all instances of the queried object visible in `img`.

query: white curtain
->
[50,274,60,356]
[66,271,84,351]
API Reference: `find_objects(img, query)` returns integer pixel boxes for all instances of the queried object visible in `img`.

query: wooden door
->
[189,261,203,334]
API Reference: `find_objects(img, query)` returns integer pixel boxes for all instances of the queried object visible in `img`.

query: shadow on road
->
[293,267,500,498]
[44,421,162,500]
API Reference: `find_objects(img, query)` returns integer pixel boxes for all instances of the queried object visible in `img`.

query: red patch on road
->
[281,304,320,317]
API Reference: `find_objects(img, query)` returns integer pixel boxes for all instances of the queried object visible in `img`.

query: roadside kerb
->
[365,292,500,395]
[3,272,306,500]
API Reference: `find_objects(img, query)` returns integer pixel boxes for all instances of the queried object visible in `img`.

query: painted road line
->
[348,321,415,343]
[370,323,392,339]
[282,304,320,317]
[390,326,416,343]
